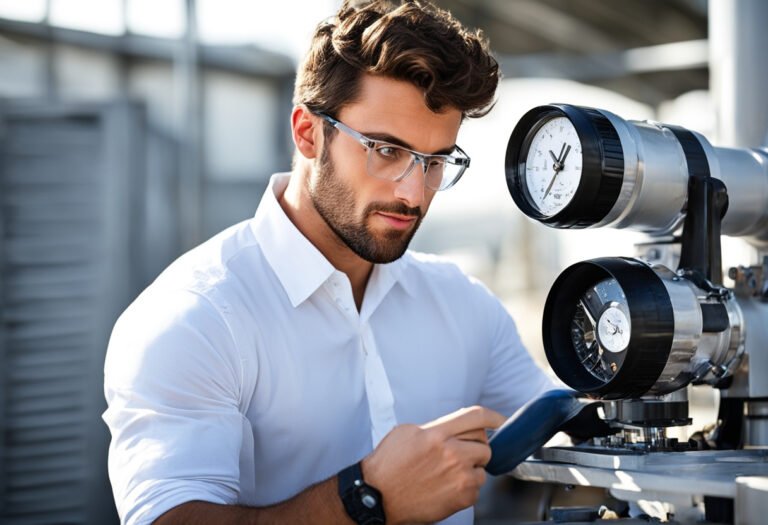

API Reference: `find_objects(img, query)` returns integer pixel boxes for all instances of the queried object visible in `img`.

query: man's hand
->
[362,406,506,525]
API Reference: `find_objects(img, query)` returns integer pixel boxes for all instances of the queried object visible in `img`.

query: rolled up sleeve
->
[475,284,556,417]
[103,289,247,525]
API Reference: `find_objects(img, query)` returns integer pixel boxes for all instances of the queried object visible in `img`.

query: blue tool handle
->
[485,389,586,476]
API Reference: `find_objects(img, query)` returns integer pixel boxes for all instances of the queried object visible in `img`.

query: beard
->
[308,144,424,264]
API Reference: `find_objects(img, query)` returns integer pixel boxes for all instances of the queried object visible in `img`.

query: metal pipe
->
[710,0,768,148]
[175,0,204,249]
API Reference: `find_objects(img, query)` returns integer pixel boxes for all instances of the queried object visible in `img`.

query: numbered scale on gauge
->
[524,116,583,216]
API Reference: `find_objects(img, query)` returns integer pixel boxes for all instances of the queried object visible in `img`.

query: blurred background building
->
[0,0,765,523]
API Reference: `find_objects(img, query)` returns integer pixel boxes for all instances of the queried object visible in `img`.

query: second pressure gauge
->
[506,104,625,228]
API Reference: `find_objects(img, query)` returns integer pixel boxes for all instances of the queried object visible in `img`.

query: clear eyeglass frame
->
[315,112,471,191]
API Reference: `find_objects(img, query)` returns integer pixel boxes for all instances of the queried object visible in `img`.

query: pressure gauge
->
[523,116,583,216]
[506,104,624,228]
[543,257,743,399]
[507,103,768,241]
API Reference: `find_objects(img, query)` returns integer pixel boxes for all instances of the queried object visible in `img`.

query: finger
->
[473,466,487,487]
[421,406,507,437]
[448,438,493,468]
[454,428,488,444]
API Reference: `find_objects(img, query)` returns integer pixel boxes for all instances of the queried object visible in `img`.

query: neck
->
[279,171,373,311]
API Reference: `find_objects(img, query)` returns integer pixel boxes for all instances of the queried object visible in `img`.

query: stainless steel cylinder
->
[597,113,689,235]
[652,265,744,394]
[744,400,768,449]
[595,109,768,244]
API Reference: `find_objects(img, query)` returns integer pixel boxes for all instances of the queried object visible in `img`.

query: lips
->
[374,211,418,230]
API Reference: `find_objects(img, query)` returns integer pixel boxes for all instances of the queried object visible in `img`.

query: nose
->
[393,160,425,209]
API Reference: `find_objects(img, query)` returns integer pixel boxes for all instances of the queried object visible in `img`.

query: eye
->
[375,145,401,160]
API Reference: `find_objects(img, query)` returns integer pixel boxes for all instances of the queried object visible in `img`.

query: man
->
[103,1,553,524]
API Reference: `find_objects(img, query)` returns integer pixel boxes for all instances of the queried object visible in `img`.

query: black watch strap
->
[338,461,386,525]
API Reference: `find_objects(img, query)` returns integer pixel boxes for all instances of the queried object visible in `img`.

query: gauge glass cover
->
[570,278,628,383]
[524,116,583,217]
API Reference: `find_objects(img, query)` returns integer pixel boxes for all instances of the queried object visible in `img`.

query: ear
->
[291,106,322,160]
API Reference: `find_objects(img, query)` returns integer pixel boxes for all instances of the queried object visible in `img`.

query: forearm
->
[153,476,353,525]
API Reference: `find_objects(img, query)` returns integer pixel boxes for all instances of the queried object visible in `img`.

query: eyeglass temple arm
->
[315,110,470,167]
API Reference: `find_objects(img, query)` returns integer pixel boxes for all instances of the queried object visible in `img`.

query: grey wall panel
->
[0,100,146,525]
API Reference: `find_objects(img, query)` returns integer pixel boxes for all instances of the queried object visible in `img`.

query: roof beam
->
[0,17,295,78]
[498,39,708,81]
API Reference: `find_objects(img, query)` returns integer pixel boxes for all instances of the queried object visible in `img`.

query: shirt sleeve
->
[102,289,247,525]
[474,283,557,418]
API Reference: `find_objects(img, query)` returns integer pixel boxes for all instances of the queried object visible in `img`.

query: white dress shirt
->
[103,173,553,525]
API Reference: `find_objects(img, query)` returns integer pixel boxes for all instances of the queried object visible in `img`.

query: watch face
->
[524,116,583,217]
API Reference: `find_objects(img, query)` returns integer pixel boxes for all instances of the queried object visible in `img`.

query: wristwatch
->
[337,461,386,525]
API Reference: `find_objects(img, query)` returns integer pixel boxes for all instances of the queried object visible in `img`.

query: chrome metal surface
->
[716,147,768,245]
[710,0,768,149]
[746,401,768,417]
[736,476,768,525]
[587,112,768,242]
[745,401,768,449]
[653,267,703,391]
[641,265,745,394]
[723,298,768,398]
[515,449,768,499]
[599,118,689,235]
[602,391,690,430]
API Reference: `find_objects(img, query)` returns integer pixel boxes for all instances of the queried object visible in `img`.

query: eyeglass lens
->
[366,144,462,190]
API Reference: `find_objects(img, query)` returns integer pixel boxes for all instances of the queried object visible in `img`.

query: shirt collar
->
[251,174,335,308]
[251,173,413,309]
[360,252,409,322]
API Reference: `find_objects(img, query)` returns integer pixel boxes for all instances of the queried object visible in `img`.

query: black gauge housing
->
[543,257,675,399]
[505,104,624,228]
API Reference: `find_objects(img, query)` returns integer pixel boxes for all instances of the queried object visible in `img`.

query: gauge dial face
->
[570,278,629,383]
[524,116,583,217]
[597,305,630,353]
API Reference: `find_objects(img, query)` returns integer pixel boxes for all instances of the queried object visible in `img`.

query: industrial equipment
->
[489,104,768,524]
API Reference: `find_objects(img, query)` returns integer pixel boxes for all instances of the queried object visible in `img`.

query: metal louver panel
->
[0,101,145,525]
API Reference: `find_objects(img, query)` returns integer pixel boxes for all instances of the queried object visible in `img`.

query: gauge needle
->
[543,143,570,199]
[543,173,558,200]
[549,150,560,165]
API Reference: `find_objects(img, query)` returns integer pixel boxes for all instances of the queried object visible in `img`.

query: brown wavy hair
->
[293,0,500,120]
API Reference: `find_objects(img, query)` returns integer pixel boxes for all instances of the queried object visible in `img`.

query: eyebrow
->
[362,131,458,156]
